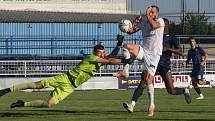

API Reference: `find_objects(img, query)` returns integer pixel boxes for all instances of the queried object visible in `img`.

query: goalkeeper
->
[0,34,131,108]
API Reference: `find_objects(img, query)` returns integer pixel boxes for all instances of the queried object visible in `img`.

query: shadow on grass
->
[0,109,214,121]
[0,112,47,117]
[158,110,215,113]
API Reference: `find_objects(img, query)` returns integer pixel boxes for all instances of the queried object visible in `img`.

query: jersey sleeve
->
[172,35,181,49]
[157,18,165,27]
[135,19,144,30]
[187,50,192,60]
[91,55,99,63]
[198,47,206,56]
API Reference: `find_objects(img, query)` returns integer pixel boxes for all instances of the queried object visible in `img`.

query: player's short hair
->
[189,36,196,41]
[189,36,196,44]
[150,5,159,12]
[93,44,105,53]
[163,18,169,24]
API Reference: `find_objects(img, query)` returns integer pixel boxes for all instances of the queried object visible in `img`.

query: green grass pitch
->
[0,88,214,121]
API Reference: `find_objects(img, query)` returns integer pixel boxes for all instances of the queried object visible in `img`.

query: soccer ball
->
[119,19,132,33]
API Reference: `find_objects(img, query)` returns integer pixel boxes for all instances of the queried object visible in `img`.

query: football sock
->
[147,84,154,106]
[10,82,36,92]
[174,88,185,95]
[194,87,202,95]
[123,48,130,74]
[132,83,144,102]
[192,81,202,95]
[0,88,11,96]
[24,100,48,108]
[131,101,136,107]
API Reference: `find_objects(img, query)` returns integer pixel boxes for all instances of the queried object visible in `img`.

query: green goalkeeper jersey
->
[68,54,102,87]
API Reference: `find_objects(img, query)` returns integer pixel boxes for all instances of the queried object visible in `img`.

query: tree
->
[168,12,213,35]
[184,12,209,35]
[169,22,182,35]
[208,22,215,35]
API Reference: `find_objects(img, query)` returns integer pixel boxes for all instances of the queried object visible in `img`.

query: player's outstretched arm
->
[98,57,133,65]
[106,34,124,58]
[171,36,183,56]
[163,42,182,56]
[183,51,191,67]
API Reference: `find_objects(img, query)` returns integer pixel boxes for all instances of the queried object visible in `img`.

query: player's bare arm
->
[200,51,208,65]
[98,57,133,65]
[106,34,124,58]
[163,45,182,56]
[147,7,161,29]
[97,57,121,64]
[127,16,141,34]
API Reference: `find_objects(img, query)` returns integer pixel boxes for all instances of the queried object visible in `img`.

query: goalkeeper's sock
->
[24,100,49,108]
[0,88,11,96]
[10,82,36,92]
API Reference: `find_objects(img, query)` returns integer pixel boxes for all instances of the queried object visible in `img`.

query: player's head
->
[147,5,159,19]
[163,18,169,33]
[189,36,197,49]
[93,44,106,58]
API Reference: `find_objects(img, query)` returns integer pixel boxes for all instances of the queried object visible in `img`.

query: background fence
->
[0,59,214,78]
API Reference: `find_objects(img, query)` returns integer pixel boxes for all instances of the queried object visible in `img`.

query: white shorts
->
[136,45,160,76]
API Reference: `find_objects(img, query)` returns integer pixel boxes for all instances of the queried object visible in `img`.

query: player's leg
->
[142,54,161,116]
[10,73,75,108]
[123,72,145,113]
[144,71,155,117]
[160,68,191,104]
[198,80,210,85]
[113,44,139,77]
[11,87,74,108]
[0,81,42,97]
[191,76,204,99]
[196,66,210,85]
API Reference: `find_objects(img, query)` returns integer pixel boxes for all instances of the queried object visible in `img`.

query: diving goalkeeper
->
[0,34,131,108]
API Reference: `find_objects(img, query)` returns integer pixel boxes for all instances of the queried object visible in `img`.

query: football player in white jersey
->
[113,5,164,116]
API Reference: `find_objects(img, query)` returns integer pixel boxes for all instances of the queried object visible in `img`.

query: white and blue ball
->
[119,19,132,33]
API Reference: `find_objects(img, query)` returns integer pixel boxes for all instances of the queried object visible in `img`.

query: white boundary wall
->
[0,0,127,14]
[0,76,119,91]
[0,75,214,91]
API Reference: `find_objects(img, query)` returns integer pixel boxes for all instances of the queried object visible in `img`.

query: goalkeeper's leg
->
[11,81,75,108]
[10,97,55,108]
[0,81,42,97]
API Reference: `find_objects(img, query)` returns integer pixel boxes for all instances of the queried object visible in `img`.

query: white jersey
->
[137,17,164,55]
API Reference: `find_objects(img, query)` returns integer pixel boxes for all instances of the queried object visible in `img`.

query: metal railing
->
[0,59,214,77]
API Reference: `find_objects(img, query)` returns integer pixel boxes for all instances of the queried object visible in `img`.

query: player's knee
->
[144,74,154,85]
[123,44,133,51]
[123,43,129,49]
[34,81,43,89]
[47,101,55,108]
[197,80,204,85]
[47,98,57,108]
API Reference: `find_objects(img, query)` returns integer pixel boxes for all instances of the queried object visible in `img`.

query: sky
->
[128,0,215,23]
[0,0,214,56]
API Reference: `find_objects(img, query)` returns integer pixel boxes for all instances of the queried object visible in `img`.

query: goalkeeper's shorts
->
[41,73,75,104]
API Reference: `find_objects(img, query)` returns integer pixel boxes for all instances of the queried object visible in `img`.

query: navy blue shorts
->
[190,66,204,80]
[156,65,170,78]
